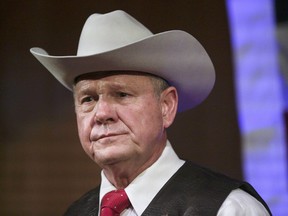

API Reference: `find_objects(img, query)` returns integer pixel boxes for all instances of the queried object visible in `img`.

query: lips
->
[96,133,118,141]
[90,132,126,142]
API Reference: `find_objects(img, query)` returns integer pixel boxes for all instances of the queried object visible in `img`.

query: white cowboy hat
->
[30,10,215,112]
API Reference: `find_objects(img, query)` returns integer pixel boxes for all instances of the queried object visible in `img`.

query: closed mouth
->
[91,132,126,142]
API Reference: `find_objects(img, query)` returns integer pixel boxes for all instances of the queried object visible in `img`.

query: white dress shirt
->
[99,141,270,215]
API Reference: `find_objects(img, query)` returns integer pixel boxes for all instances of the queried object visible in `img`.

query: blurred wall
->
[0,1,241,215]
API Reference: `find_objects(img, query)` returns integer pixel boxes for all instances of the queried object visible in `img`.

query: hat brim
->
[30,30,215,112]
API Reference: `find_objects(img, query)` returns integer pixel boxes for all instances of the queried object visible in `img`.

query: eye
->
[80,96,94,104]
[117,92,129,98]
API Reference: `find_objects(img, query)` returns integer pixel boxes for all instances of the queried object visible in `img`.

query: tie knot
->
[101,189,131,216]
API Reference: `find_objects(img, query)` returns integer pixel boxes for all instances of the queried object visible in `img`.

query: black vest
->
[64,161,272,215]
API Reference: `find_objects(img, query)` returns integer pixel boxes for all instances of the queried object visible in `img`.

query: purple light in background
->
[226,0,288,215]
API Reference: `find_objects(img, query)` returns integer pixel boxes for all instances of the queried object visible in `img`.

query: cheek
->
[126,104,163,141]
[76,114,92,149]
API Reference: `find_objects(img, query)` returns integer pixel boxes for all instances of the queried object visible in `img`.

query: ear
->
[160,86,178,128]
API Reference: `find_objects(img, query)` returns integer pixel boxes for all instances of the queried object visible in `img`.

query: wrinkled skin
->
[73,72,178,188]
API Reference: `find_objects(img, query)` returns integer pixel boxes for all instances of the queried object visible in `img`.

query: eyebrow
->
[74,80,132,95]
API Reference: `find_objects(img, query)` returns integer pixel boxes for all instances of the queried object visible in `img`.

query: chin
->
[93,148,130,166]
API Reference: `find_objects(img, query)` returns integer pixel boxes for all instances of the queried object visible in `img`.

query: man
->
[30,10,271,215]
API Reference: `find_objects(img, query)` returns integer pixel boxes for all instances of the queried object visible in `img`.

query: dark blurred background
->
[0,0,285,215]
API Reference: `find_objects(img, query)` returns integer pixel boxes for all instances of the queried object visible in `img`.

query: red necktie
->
[100,189,131,216]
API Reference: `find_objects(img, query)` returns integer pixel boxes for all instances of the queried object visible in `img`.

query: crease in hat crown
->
[77,10,153,56]
[30,10,216,112]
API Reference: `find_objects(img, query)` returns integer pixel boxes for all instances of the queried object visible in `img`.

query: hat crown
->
[77,10,153,56]
[30,10,215,112]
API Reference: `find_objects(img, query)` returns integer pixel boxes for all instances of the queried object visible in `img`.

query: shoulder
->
[63,187,100,216]
[179,161,243,188]
[217,189,271,216]
[175,162,271,214]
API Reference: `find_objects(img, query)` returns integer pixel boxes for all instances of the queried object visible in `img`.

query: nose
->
[93,97,117,125]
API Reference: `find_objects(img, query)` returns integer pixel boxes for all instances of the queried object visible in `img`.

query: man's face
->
[73,73,176,173]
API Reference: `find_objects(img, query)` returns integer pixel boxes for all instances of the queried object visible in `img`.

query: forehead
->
[73,71,154,92]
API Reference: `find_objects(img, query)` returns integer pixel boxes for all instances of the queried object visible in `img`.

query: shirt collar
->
[99,140,185,215]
